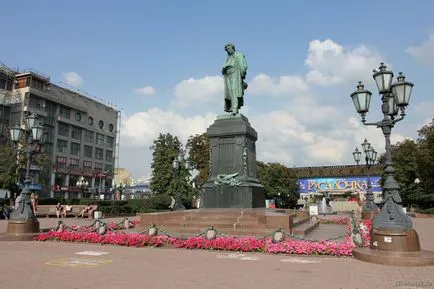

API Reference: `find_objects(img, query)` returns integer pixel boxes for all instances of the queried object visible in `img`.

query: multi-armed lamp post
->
[7,112,46,237]
[350,63,434,266]
[353,139,378,219]
[76,176,89,199]
[172,154,190,211]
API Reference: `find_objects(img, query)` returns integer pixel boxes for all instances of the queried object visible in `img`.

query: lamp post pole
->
[7,112,46,237]
[172,154,190,211]
[348,63,434,266]
[350,62,414,231]
[76,176,89,199]
[353,139,378,219]
[414,178,420,209]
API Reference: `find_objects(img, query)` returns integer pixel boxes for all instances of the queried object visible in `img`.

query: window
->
[106,136,114,148]
[75,112,81,121]
[31,78,44,90]
[43,144,53,155]
[56,139,68,153]
[71,126,82,140]
[96,133,105,145]
[108,123,114,132]
[55,174,66,186]
[88,116,94,125]
[98,120,104,129]
[69,158,80,169]
[105,150,113,162]
[57,123,69,137]
[94,162,103,173]
[104,164,113,174]
[56,156,67,169]
[84,130,94,143]
[70,142,81,156]
[44,128,54,144]
[95,148,104,160]
[84,145,93,158]
[83,160,92,172]
[59,106,71,119]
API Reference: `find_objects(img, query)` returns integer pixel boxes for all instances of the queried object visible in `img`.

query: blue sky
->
[1,0,434,179]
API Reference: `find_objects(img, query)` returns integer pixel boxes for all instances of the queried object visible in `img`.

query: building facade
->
[2,66,119,199]
[0,63,15,144]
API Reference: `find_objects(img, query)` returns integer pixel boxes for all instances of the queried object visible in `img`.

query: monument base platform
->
[0,219,40,241]
[353,228,434,266]
[203,114,266,208]
[202,183,266,208]
[361,210,377,220]
[139,208,300,237]
[353,248,434,266]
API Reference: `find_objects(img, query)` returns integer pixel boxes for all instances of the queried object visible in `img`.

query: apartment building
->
[4,67,119,199]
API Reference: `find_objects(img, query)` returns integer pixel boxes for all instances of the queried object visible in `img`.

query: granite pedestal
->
[201,114,265,208]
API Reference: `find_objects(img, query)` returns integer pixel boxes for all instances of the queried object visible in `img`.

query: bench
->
[35,205,98,219]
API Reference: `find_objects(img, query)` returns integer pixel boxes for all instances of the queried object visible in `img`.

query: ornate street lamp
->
[352,147,362,165]
[350,63,434,266]
[353,140,378,219]
[76,176,89,198]
[172,154,190,211]
[7,112,46,238]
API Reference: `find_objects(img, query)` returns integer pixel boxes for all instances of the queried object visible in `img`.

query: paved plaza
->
[0,217,433,289]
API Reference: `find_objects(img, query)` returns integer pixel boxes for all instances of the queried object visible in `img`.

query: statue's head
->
[225,43,236,55]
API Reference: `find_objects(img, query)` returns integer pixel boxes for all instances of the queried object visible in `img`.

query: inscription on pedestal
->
[202,114,265,208]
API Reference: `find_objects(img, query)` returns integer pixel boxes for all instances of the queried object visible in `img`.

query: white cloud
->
[248,73,309,97]
[62,72,83,86]
[134,86,156,96]
[120,108,216,149]
[118,38,416,178]
[119,109,217,177]
[406,33,434,68]
[173,76,223,108]
[305,39,382,86]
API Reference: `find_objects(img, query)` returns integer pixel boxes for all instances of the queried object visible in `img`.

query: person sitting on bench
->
[79,204,93,218]
[55,203,64,218]
[62,205,73,218]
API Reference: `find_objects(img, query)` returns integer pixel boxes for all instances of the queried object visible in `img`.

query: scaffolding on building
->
[114,109,122,184]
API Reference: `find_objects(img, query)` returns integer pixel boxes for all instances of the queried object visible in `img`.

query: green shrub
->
[417,208,434,214]
[38,198,60,205]
[140,195,171,210]
[139,207,159,213]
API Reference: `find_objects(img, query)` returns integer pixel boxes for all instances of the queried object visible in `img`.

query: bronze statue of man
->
[222,43,248,115]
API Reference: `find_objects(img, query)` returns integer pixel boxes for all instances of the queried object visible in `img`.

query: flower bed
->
[34,218,372,257]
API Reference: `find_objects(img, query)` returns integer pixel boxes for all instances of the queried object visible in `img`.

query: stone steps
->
[150,225,280,238]
[292,220,320,236]
[292,216,310,227]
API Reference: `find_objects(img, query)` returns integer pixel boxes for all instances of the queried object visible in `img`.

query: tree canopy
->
[149,133,195,206]
[186,133,210,191]
[256,161,299,208]
[378,117,434,209]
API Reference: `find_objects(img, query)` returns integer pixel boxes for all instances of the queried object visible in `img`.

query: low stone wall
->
[331,201,360,212]
[414,213,434,218]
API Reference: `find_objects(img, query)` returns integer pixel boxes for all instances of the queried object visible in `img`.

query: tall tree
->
[256,161,299,208]
[416,118,434,208]
[0,144,18,189]
[186,133,210,192]
[149,133,194,205]
[149,133,182,195]
[378,139,419,207]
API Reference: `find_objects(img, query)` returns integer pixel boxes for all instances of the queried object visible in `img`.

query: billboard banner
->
[298,176,382,194]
